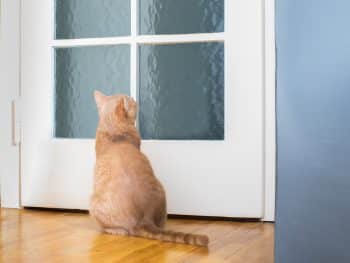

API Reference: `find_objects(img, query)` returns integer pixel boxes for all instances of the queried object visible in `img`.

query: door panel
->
[138,42,224,140]
[139,0,224,35]
[22,0,264,217]
[55,0,131,39]
[55,45,130,138]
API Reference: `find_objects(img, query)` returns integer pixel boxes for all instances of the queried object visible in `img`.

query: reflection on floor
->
[0,208,274,263]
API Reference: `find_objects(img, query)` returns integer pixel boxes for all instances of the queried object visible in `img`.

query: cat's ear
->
[122,97,130,112]
[115,96,137,121]
[115,98,127,119]
[124,97,137,120]
[94,90,108,109]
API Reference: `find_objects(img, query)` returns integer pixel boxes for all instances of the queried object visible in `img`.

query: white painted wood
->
[263,0,276,222]
[21,0,267,217]
[52,36,132,48]
[135,33,225,44]
[130,0,137,100]
[21,0,55,208]
[51,33,225,48]
[0,0,21,208]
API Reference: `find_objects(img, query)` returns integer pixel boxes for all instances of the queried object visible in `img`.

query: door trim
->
[0,0,21,208]
[262,0,276,221]
[1,0,276,220]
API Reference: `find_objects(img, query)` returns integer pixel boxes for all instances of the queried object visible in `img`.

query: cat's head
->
[94,90,137,132]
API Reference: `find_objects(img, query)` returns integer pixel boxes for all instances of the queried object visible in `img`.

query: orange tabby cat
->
[90,91,209,246]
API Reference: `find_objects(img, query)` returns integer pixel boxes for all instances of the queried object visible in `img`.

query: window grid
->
[52,0,225,96]
[52,0,225,138]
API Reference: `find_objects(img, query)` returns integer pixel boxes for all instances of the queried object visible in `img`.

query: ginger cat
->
[90,91,209,246]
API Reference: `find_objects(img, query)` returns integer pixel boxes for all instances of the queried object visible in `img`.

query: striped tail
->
[133,224,209,247]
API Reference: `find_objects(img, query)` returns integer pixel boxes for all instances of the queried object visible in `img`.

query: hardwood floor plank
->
[0,209,274,262]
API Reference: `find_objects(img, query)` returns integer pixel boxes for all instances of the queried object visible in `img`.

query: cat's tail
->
[133,224,209,247]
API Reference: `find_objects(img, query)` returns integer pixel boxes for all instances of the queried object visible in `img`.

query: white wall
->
[0,0,20,208]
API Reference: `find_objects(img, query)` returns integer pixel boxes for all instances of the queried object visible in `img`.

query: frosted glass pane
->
[139,0,224,35]
[55,45,130,138]
[139,43,224,140]
[55,0,130,39]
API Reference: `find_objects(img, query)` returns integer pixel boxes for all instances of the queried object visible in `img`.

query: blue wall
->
[276,1,350,262]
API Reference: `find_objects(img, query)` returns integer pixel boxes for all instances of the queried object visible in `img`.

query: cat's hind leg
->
[104,227,130,236]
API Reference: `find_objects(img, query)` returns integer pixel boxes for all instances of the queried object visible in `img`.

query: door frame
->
[0,0,276,221]
[262,0,276,221]
[0,0,21,209]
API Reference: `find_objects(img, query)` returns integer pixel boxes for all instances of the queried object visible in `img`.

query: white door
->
[21,0,264,218]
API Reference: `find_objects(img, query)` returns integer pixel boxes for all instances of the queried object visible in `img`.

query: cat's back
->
[95,142,154,179]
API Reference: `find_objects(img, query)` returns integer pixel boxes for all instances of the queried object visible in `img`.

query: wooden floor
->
[0,209,274,263]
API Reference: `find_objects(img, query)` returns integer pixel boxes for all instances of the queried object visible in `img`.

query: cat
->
[90,90,209,247]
